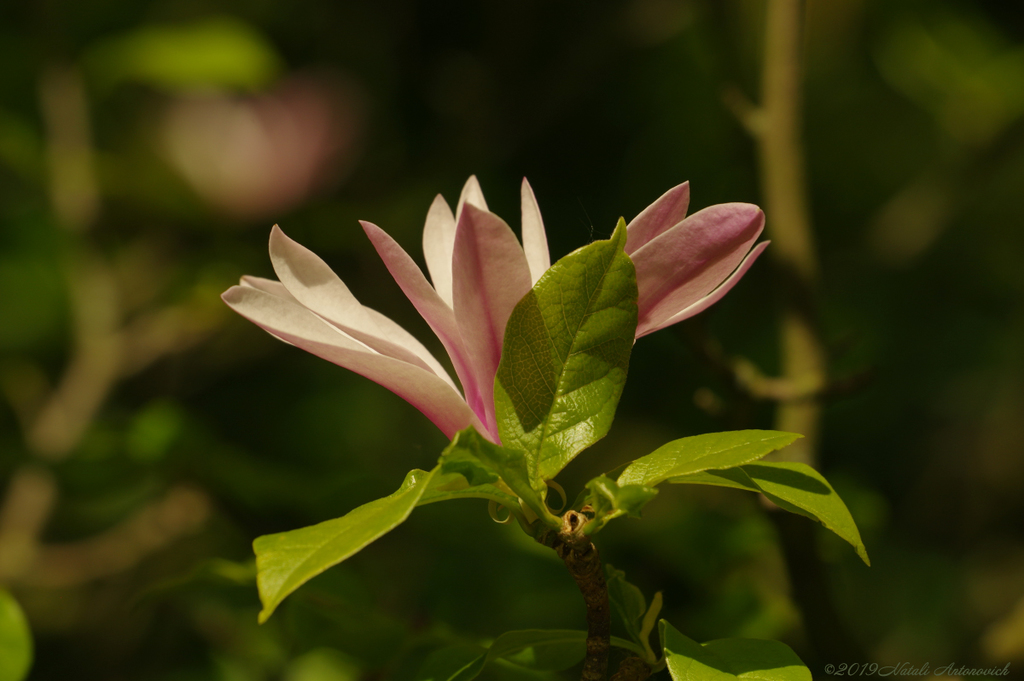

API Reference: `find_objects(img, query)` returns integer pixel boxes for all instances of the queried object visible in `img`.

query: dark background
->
[2,0,1023,679]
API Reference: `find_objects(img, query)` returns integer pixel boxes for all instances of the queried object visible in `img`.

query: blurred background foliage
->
[1,0,1023,679]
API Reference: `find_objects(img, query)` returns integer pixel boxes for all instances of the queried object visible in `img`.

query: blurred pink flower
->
[222,177,765,442]
[162,74,363,219]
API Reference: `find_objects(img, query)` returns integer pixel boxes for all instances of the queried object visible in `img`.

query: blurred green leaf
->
[127,400,184,463]
[582,475,657,533]
[494,218,637,483]
[415,629,644,681]
[605,564,647,643]
[0,589,32,681]
[284,648,360,681]
[671,462,870,565]
[436,427,558,527]
[253,468,434,623]
[84,17,282,93]
[876,13,1024,144]
[661,620,810,681]
[617,431,802,488]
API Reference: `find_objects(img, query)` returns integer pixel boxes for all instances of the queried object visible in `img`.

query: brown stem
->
[548,511,610,680]
[609,657,651,681]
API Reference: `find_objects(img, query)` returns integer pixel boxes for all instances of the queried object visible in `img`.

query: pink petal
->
[422,194,457,308]
[240,275,297,301]
[636,241,769,337]
[451,205,533,436]
[269,225,453,382]
[222,285,483,438]
[454,175,488,229]
[269,225,380,337]
[521,178,551,285]
[625,181,690,254]
[362,306,458,390]
[632,203,764,334]
[360,220,490,430]
[242,272,454,388]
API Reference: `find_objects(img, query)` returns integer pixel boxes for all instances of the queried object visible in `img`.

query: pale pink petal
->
[625,181,690,254]
[240,275,297,301]
[362,306,458,390]
[242,271,453,386]
[636,241,769,337]
[454,175,488,229]
[451,205,533,436]
[422,194,457,308]
[521,178,550,285]
[268,225,459,380]
[632,203,764,334]
[360,220,488,427]
[222,285,483,438]
[269,225,380,337]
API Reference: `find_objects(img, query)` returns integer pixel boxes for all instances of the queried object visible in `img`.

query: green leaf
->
[605,564,647,643]
[84,17,282,93]
[417,471,521,510]
[494,218,638,482]
[661,620,811,681]
[437,427,559,527]
[671,462,870,566]
[254,468,434,623]
[0,589,32,681]
[416,630,644,681]
[617,430,803,487]
[582,475,658,533]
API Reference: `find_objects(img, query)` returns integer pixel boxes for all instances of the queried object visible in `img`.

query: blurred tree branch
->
[718,0,866,668]
[0,64,221,588]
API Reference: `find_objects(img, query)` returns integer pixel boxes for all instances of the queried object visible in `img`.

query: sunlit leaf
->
[437,427,559,527]
[582,475,658,533]
[418,471,521,510]
[0,588,32,681]
[617,430,802,487]
[661,620,810,681]
[253,468,434,623]
[670,462,870,565]
[494,218,638,483]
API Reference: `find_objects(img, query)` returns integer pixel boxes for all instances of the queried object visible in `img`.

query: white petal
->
[240,275,297,302]
[223,285,483,438]
[361,220,486,421]
[422,194,457,308]
[362,306,458,391]
[268,226,456,382]
[521,178,551,285]
[454,175,488,229]
[269,225,381,337]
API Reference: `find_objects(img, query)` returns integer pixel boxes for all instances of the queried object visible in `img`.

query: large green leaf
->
[661,620,810,681]
[582,475,658,533]
[254,468,434,623]
[416,629,645,681]
[436,427,559,527]
[617,430,802,487]
[671,462,870,566]
[0,589,32,681]
[494,218,638,482]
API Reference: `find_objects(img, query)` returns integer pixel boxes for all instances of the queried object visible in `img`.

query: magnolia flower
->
[222,177,766,443]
